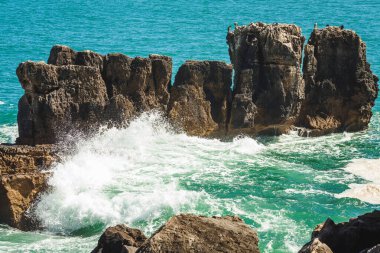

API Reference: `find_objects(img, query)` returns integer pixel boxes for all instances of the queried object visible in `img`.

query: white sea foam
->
[336,158,380,204]
[35,112,264,234]
[0,100,5,105]
[0,124,18,143]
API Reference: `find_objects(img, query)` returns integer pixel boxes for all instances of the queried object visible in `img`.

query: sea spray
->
[0,112,377,252]
[34,112,265,234]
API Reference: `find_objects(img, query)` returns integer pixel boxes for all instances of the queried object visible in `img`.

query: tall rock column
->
[168,61,232,136]
[298,26,378,135]
[227,22,305,135]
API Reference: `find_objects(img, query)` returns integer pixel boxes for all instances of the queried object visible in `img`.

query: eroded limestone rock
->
[298,26,378,136]
[227,22,305,135]
[0,144,57,229]
[16,46,172,145]
[168,60,232,136]
[137,214,259,253]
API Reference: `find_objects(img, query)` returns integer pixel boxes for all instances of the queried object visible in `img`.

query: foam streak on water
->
[336,159,380,204]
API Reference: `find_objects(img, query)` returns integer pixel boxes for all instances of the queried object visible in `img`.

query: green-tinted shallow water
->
[0,1,379,252]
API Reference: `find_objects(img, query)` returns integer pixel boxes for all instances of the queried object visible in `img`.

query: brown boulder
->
[92,224,147,253]
[0,173,48,229]
[298,26,378,135]
[299,210,380,253]
[0,144,57,229]
[137,214,259,253]
[227,22,305,134]
[168,61,232,135]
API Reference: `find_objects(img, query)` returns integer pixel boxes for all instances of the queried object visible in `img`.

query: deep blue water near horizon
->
[0,1,380,252]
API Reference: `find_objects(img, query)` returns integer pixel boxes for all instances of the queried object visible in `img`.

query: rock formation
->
[92,224,147,253]
[16,45,172,145]
[168,61,232,136]
[15,26,378,144]
[227,22,305,135]
[298,26,379,136]
[137,214,259,253]
[16,61,109,144]
[0,144,57,229]
[299,210,380,253]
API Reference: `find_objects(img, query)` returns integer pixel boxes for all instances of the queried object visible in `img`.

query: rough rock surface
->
[0,144,57,229]
[15,25,379,144]
[16,61,108,145]
[92,224,147,253]
[298,26,378,136]
[103,53,172,112]
[168,61,232,136]
[16,46,172,145]
[137,214,259,253]
[227,22,305,135]
[299,210,380,253]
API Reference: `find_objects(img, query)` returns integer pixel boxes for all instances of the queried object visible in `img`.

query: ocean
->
[0,0,379,252]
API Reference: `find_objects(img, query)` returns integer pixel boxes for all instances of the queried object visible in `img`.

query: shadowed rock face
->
[298,26,379,136]
[0,144,57,229]
[92,224,147,253]
[299,211,380,253]
[227,22,305,134]
[16,46,172,145]
[168,61,232,136]
[16,61,108,145]
[137,214,259,253]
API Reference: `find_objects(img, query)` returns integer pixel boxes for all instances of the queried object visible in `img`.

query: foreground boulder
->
[227,22,305,135]
[92,224,147,253]
[137,214,259,253]
[298,26,378,136]
[0,144,57,229]
[168,61,232,136]
[299,210,380,253]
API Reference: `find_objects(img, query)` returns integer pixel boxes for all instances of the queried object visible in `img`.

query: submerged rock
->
[168,61,232,136]
[298,26,378,136]
[92,224,147,253]
[137,214,259,253]
[227,22,305,135]
[299,210,380,253]
[0,144,57,229]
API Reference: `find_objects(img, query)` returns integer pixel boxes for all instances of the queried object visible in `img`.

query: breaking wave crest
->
[34,112,264,234]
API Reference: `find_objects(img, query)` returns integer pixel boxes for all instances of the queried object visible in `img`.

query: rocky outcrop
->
[92,224,147,253]
[298,26,379,136]
[0,144,57,229]
[16,61,109,144]
[16,46,172,145]
[137,214,259,253]
[299,210,380,253]
[227,22,305,135]
[15,24,379,144]
[168,61,232,136]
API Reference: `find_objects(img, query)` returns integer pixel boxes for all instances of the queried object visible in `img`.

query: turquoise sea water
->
[0,0,379,252]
